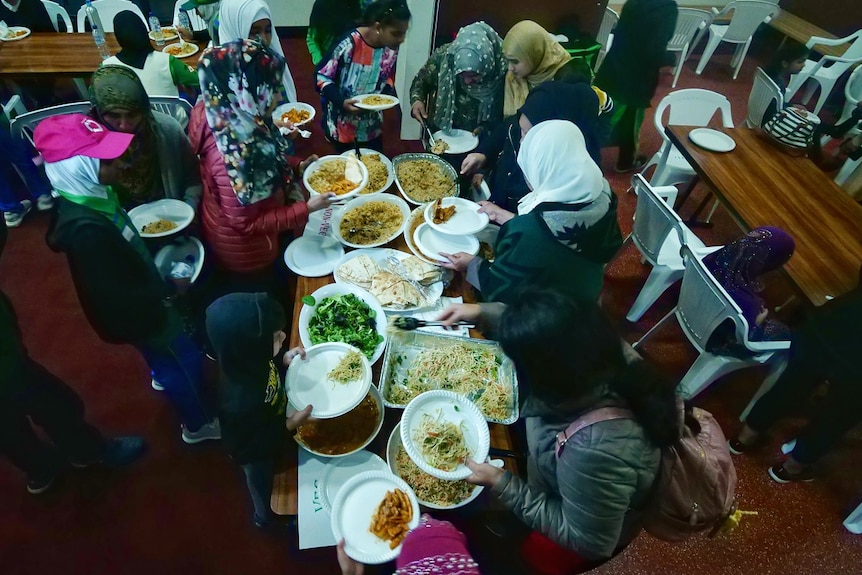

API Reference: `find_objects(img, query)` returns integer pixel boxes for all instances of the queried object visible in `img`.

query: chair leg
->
[625,265,682,323]
[801,80,818,106]
[672,44,689,88]
[704,199,720,223]
[835,156,862,187]
[677,353,752,400]
[695,33,720,75]
[732,39,752,80]
[632,307,677,349]
[739,354,787,421]
[73,78,88,99]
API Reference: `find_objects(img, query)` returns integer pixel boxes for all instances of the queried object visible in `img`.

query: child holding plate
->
[315,0,411,153]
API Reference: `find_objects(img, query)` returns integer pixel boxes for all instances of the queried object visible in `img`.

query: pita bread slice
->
[371,271,420,308]
[335,254,379,289]
[400,255,441,286]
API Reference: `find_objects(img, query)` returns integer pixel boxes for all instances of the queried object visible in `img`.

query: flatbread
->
[370,271,420,309]
[400,256,441,286]
[335,254,379,289]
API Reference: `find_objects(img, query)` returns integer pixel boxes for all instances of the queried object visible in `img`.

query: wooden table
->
[270,219,520,516]
[768,10,848,59]
[666,125,862,307]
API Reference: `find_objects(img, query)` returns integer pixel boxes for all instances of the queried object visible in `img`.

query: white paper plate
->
[321,451,389,514]
[402,207,437,265]
[431,129,479,155]
[353,94,400,111]
[688,128,736,153]
[153,236,205,283]
[413,223,479,263]
[298,283,388,364]
[162,41,199,58]
[273,102,316,126]
[286,342,371,418]
[331,194,411,249]
[0,26,30,41]
[330,470,420,564]
[149,27,179,41]
[127,199,194,238]
[423,197,489,236]
[284,235,344,277]
[333,248,443,312]
[340,149,394,195]
[303,155,369,199]
[400,390,490,481]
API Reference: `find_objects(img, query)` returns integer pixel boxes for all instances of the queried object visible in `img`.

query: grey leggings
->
[241,458,274,523]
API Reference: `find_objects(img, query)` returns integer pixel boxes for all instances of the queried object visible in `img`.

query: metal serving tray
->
[378,330,519,425]
[391,152,459,205]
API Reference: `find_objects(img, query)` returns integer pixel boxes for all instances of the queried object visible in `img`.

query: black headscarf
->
[113,10,154,69]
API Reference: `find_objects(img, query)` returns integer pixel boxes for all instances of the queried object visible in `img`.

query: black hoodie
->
[206,293,287,464]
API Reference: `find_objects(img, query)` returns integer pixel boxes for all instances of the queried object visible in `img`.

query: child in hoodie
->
[205,292,312,529]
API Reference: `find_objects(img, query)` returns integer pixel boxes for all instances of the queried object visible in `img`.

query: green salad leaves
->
[307,293,383,359]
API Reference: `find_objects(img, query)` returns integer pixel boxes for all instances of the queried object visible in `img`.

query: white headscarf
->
[44,156,110,199]
[217,0,297,102]
[515,119,604,215]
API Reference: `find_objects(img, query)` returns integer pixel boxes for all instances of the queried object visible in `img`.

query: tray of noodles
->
[378,330,519,425]
[392,153,458,206]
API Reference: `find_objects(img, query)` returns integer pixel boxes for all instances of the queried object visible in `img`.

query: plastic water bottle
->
[177,8,191,33]
[148,12,164,46]
[92,24,110,60]
[84,0,102,31]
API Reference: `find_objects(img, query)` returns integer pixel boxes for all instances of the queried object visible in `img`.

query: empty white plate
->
[431,129,479,154]
[283,235,344,277]
[321,451,389,514]
[413,223,479,263]
[424,197,489,236]
[286,342,371,419]
[688,128,736,153]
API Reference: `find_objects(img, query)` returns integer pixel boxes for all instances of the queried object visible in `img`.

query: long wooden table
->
[270,228,520,516]
[666,125,862,307]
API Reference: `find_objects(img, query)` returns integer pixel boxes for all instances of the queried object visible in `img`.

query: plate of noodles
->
[273,102,316,127]
[162,41,199,58]
[353,93,400,111]
[294,385,384,458]
[0,26,30,41]
[303,155,369,200]
[286,342,371,419]
[392,153,458,206]
[331,194,410,249]
[340,149,394,195]
[400,390,490,481]
[128,199,194,238]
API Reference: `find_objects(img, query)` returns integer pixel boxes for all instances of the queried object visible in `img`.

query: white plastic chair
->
[836,65,862,125]
[623,174,722,323]
[41,0,74,32]
[845,501,862,534]
[595,7,619,71]
[746,67,784,128]
[149,95,192,128]
[695,1,780,80]
[667,8,713,88]
[2,95,27,124]
[172,0,206,31]
[77,0,147,33]
[633,245,791,399]
[642,89,734,188]
[786,30,862,115]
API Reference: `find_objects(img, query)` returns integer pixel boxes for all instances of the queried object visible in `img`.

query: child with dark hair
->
[761,41,809,125]
[315,0,411,152]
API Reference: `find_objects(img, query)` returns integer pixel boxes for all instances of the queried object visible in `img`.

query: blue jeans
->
[136,332,210,431]
[0,127,51,212]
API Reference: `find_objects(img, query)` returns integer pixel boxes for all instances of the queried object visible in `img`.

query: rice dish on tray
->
[396,160,456,203]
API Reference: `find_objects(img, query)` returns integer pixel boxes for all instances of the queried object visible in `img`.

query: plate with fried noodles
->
[287,342,371,419]
[273,102,316,127]
[128,199,194,238]
[340,149,394,195]
[303,155,369,200]
[331,470,420,564]
[400,390,489,481]
[321,450,389,513]
[0,26,30,41]
[353,94,400,111]
[162,41,199,58]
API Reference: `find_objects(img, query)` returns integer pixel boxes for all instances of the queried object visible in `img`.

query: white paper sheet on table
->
[407,296,469,337]
[303,206,335,238]
[297,449,338,550]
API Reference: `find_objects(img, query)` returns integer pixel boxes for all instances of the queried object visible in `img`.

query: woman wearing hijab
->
[88,66,201,210]
[306,0,372,66]
[178,0,220,44]
[37,114,220,445]
[189,39,334,284]
[217,0,297,103]
[442,120,622,305]
[103,11,199,98]
[409,21,507,137]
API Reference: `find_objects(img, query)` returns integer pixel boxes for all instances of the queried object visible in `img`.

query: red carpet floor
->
[1,32,861,575]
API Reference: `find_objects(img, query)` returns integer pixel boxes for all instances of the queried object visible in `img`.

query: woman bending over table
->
[409,21,507,138]
[190,40,334,285]
[442,120,622,306]
[88,65,201,210]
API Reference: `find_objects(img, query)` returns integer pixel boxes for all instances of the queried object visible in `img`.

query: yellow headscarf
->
[502,20,572,116]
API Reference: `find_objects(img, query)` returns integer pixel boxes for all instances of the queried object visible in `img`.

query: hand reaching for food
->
[307,192,337,212]
[477,201,514,225]
[436,303,482,327]
[298,154,319,177]
[460,153,487,175]
[464,458,505,487]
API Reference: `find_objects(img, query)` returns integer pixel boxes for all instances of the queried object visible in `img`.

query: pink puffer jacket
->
[188,101,309,274]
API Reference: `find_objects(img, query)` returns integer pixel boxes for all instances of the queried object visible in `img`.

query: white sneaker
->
[36,194,54,211]
[182,418,221,444]
[151,378,165,391]
[4,200,31,228]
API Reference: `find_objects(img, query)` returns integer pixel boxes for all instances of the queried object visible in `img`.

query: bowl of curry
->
[293,384,385,458]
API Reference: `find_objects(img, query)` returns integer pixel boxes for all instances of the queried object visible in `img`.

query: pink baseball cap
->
[33,114,135,163]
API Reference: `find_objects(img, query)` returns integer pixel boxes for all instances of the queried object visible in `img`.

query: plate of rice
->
[341,149,394,195]
[303,155,369,200]
[392,153,458,205]
[332,194,410,249]
[128,199,194,238]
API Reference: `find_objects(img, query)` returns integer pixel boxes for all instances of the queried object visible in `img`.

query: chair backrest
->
[631,174,686,266]
[2,95,27,123]
[149,95,193,126]
[10,102,92,146]
[722,0,780,43]
[653,88,735,139]
[41,0,73,32]
[172,0,206,31]
[77,0,147,33]
[747,67,783,128]
[596,7,619,48]
[838,30,862,62]
[676,245,749,354]
[668,8,712,50]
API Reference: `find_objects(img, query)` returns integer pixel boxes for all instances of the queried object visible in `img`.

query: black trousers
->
[746,333,862,465]
[0,357,105,477]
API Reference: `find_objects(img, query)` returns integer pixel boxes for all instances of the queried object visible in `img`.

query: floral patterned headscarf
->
[199,39,291,205]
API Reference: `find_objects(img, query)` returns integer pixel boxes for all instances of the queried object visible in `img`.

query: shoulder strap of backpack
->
[555,407,635,459]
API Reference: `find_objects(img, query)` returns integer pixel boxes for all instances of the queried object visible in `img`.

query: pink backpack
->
[555,399,738,541]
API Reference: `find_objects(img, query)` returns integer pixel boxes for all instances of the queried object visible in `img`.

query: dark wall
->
[434,0,608,47]
[781,0,862,38]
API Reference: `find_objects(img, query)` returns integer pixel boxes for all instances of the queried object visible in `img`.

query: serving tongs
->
[385,254,432,303]
[392,316,474,331]
[419,117,437,150]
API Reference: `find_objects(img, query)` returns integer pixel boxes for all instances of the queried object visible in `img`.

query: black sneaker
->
[102,437,146,467]
[26,472,56,495]
[768,463,816,484]
[728,438,751,455]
